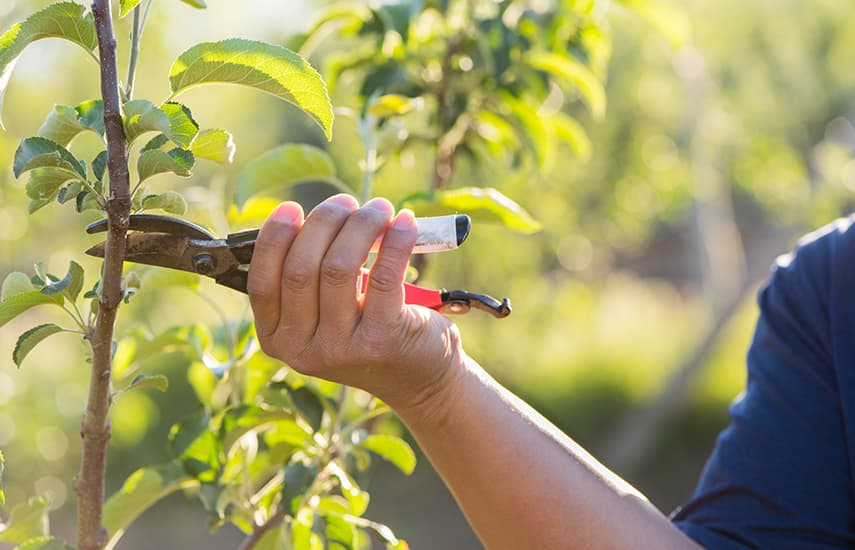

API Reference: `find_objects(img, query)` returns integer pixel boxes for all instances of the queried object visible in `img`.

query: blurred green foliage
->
[1,0,855,548]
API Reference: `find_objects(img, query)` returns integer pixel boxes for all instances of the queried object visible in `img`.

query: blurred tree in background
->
[2,0,855,548]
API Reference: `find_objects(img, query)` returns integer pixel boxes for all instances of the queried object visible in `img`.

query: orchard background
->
[1,0,854,548]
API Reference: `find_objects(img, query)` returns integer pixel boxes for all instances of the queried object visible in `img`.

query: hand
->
[247,194,465,412]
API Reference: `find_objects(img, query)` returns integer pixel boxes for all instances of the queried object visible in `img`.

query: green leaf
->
[234,144,350,209]
[119,0,143,18]
[552,112,592,161]
[160,102,199,148]
[42,261,84,301]
[179,0,207,8]
[137,147,195,183]
[616,0,691,47]
[187,361,217,407]
[57,180,84,204]
[103,464,195,549]
[401,187,542,234]
[92,151,108,182]
[360,434,416,475]
[123,100,171,145]
[25,168,82,202]
[288,385,325,433]
[168,413,220,482]
[37,100,104,147]
[16,537,74,550]
[190,129,235,165]
[2,272,35,301]
[13,324,64,367]
[368,94,423,118]
[325,514,357,550]
[0,2,98,128]
[168,39,334,140]
[0,496,49,543]
[141,192,188,215]
[0,450,5,506]
[283,460,317,514]
[124,374,169,393]
[14,137,86,180]
[503,94,552,170]
[0,291,64,328]
[525,51,607,120]
[140,267,200,290]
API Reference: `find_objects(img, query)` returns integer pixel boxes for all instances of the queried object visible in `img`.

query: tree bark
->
[77,2,131,549]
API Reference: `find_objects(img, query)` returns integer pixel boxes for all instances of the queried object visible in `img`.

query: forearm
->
[394,352,701,550]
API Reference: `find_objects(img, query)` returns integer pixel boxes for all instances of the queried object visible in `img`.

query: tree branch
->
[238,508,287,550]
[77,2,131,549]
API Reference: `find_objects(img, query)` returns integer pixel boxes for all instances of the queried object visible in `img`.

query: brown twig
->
[238,508,287,550]
[77,2,131,549]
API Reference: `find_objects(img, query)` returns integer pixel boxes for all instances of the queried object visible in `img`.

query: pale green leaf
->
[37,100,104,147]
[119,0,143,18]
[234,144,350,209]
[123,100,171,146]
[0,450,5,506]
[187,361,217,407]
[324,514,357,550]
[0,2,98,128]
[137,148,194,183]
[13,324,64,367]
[178,0,207,8]
[168,39,333,140]
[25,168,82,202]
[0,291,64,328]
[616,0,691,47]
[553,112,592,161]
[368,94,423,118]
[525,51,606,120]
[504,94,553,170]
[1,272,35,301]
[160,102,199,148]
[190,129,235,165]
[125,374,169,393]
[360,434,416,475]
[401,187,542,234]
[141,191,188,215]
[17,537,74,550]
[0,496,49,543]
[28,199,53,214]
[14,138,85,179]
[103,465,195,550]
[140,267,200,290]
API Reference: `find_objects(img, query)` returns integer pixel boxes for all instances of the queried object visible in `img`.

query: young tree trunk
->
[77,2,131,548]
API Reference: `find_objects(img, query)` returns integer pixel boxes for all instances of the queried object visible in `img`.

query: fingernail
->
[323,193,359,209]
[271,202,303,225]
[391,208,417,230]
[363,197,393,213]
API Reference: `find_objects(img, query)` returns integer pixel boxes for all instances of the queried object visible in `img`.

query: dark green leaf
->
[0,2,98,128]
[57,180,84,204]
[190,129,235,165]
[234,144,349,209]
[0,291,64,328]
[289,385,324,433]
[168,39,333,140]
[141,191,188,215]
[76,191,101,213]
[37,100,104,147]
[0,496,49,542]
[168,413,220,482]
[92,151,108,182]
[16,536,74,550]
[283,460,317,514]
[13,323,64,367]
[42,261,84,301]
[359,434,416,475]
[137,147,195,183]
[1,272,35,301]
[103,464,194,549]
[125,374,169,393]
[401,187,542,234]
[14,138,86,180]
[160,102,199,148]
[140,134,170,154]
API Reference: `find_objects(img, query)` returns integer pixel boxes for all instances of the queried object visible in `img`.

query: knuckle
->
[368,262,402,294]
[283,263,315,291]
[246,275,274,303]
[320,256,356,287]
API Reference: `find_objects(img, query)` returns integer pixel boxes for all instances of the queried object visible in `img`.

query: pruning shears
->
[84,213,511,318]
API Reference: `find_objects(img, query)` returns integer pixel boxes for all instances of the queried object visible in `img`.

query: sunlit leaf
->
[359,434,416,475]
[124,374,169,394]
[328,463,370,515]
[140,267,200,290]
[0,290,64,328]
[0,496,49,543]
[160,102,199,148]
[325,514,357,550]
[25,168,82,202]
[190,129,235,165]
[616,0,691,47]
[137,147,194,183]
[13,323,64,367]
[553,112,592,160]
[368,94,423,118]
[119,0,142,18]
[179,0,207,8]
[16,537,74,550]
[187,361,217,407]
[38,100,104,147]
[0,2,98,128]
[168,39,334,139]
[141,191,188,215]
[123,100,171,145]
[14,137,86,180]
[234,144,349,209]
[1,272,35,301]
[103,464,195,550]
[228,197,281,227]
[401,187,542,233]
[525,51,606,120]
[503,94,552,170]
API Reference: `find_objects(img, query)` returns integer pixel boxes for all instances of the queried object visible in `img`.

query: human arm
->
[247,194,701,549]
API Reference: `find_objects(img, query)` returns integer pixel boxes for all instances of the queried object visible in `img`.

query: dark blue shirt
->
[671,217,855,548]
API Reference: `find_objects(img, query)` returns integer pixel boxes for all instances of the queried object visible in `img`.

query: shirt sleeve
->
[671,222,855,549]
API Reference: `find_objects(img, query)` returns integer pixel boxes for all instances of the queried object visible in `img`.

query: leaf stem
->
[125,5,143,101]
[78,1,133,549]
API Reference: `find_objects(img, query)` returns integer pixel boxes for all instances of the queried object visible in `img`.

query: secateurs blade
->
[84,214,511,318]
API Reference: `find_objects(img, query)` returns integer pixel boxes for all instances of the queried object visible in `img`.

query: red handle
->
[359,270,444,310]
